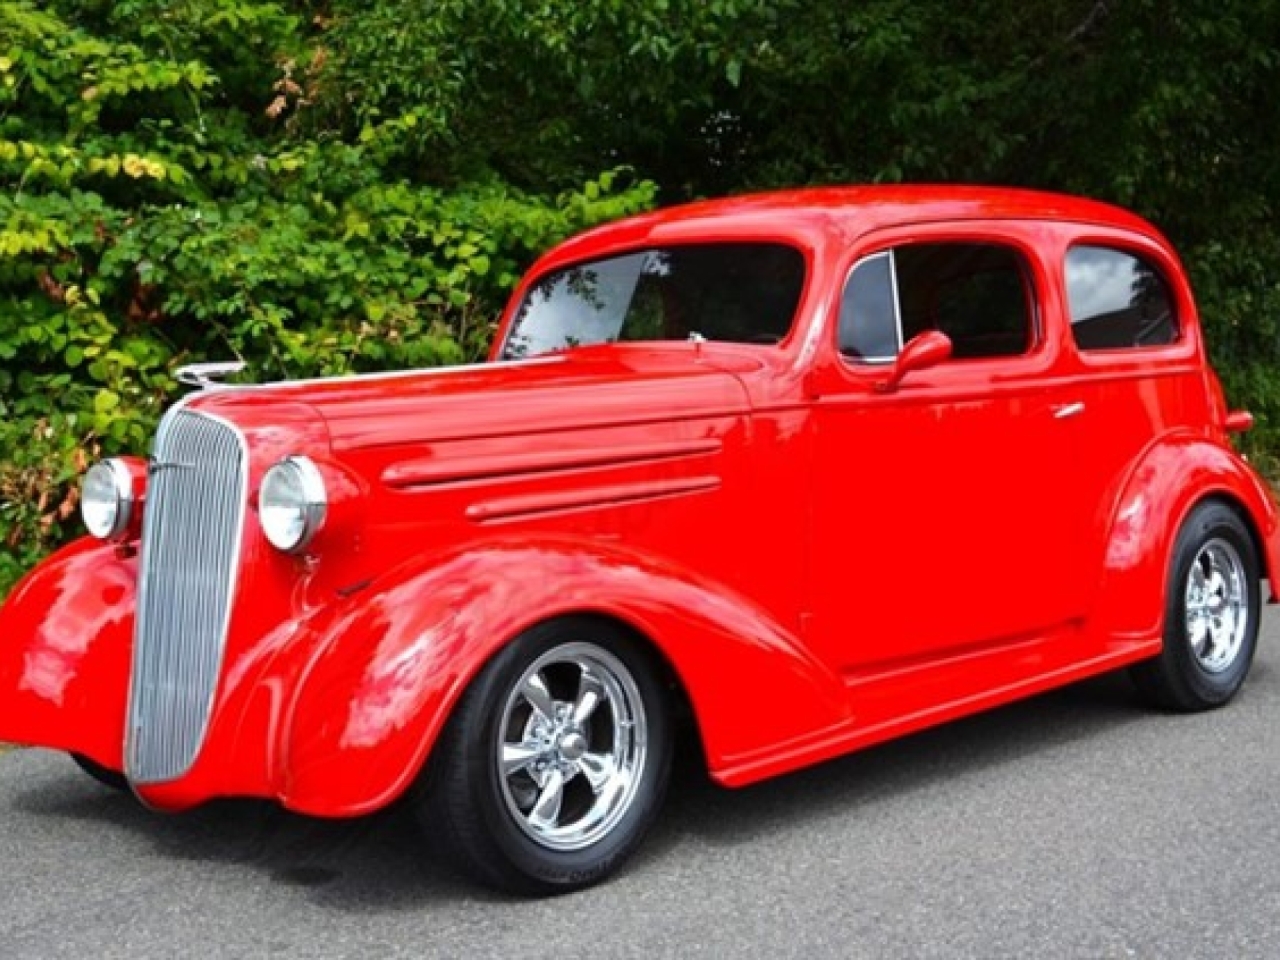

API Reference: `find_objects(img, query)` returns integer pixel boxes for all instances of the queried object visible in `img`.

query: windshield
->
[501,242,806,359]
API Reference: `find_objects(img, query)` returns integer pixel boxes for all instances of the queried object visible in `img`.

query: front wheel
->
[1130,501,1261,710]
[414,618,673,895]
[70,753,129,792]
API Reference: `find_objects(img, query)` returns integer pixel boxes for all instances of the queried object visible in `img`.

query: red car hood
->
[187,346,754,451]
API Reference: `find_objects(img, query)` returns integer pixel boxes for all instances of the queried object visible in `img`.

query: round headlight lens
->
[81,459,134,540]
[259,456,327,553]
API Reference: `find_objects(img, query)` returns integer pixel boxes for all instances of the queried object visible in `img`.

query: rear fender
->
[276,538,848,816]
[0,538,134,769]
[1094,433,1280,641]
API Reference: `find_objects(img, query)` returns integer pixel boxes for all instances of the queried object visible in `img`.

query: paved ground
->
[2,612,1279,960]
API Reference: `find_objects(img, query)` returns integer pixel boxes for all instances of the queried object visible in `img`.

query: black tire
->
[70,752,129,792]
[414,617,673,895]
[1130,501,1260,711]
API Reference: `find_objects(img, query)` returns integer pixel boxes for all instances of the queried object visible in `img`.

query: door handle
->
[1053,401,1086,419]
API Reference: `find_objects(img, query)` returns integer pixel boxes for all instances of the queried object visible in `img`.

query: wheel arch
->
[273,538,848,817]
[1093,433,1280,642]
[0,537,134,768]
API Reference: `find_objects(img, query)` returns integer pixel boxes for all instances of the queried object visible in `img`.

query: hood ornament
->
[175,361,248,390]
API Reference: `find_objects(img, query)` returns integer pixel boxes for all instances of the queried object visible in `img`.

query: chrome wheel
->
[497,642,647,853]
[1131,502,1259,712]
[1184,537,1247,674]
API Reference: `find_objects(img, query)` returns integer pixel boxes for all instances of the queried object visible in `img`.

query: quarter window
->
[839,252,899,362]
[840,243,1035,362]
[1066,246,1178,350]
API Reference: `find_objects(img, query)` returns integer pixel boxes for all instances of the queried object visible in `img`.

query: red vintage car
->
[1,186,1275,894]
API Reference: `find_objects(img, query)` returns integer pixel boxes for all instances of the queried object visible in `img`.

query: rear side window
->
[1066,246,1178,350]
[840,242,1034,362]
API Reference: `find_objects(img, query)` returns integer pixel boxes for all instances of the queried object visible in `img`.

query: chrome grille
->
[127,407,247,784]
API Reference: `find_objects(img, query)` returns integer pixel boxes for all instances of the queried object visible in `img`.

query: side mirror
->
[875,330,952,393]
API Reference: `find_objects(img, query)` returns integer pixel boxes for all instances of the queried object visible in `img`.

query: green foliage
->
[0,0,655,594]
[312,0,1280,434]
[2,0,1280,596]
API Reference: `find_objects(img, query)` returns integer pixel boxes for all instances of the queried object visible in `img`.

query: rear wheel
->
[414,617,673,895]
[1130,501,1260,710]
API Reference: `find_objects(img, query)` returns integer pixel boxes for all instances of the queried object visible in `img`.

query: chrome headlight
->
[258,456,327,553]
[81,458,135,540]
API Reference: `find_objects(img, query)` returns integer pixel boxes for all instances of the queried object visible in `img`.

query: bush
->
[2,0,1278,597]
[0,0,656,596]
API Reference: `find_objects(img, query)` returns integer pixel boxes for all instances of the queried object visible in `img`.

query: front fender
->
[274,538,848,817]
[0,538,134,769]
[1094,432,1280,641]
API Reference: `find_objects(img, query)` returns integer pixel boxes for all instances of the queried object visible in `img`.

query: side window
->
[839,252,899,361]
[839,242,1034,362]
[1066,246,1178,350]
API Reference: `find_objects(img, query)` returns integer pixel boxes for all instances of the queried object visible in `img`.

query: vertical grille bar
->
[126,407,247,784]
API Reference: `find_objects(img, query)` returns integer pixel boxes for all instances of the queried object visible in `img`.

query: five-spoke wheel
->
[1184,538,1249,674]
[498,644,648,853]
[414,617,671,894]
[1132,501,1260,710]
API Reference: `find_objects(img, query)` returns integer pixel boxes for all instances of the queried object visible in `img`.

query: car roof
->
[540,185,1164,268]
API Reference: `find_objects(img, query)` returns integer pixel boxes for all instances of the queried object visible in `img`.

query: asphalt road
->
[3,612,1279,960]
